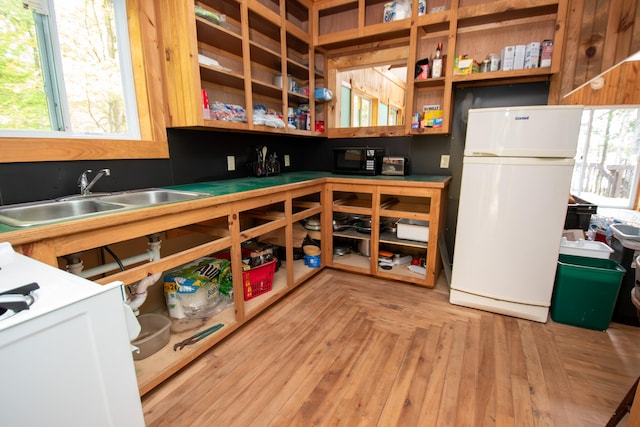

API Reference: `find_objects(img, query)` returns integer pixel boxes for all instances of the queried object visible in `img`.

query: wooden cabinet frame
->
[1,175,448,395]
[324,179,449,287]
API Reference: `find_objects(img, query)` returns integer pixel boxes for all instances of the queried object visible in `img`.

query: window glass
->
[571,107,640,208]
[352,93,372,127]
[389,106,399,126]
[0,0,139,138]
[379,103,388,126]
[340,84,351,128]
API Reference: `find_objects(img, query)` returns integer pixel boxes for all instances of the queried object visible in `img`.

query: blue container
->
[304,254,321,268]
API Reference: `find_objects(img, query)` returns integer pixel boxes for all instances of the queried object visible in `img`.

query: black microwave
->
[332,147,384,175]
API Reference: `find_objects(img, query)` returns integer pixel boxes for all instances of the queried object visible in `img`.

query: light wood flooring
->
[142,269,640,426]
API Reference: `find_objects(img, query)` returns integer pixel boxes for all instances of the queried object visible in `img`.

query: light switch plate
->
[440,155,450,168]
[284,154,290,167]
[227,156,235,171]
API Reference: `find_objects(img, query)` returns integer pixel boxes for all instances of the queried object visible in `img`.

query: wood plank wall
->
[558,0,640,98]
[561,59,640,105]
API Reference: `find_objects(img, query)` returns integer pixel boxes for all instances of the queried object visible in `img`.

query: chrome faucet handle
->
[83,168,111,195]
[78,169,92,194]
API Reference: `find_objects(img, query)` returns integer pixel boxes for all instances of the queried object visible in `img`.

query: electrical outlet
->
[227,156,235,171]
[284,154,290,167]
[440,154,450,168]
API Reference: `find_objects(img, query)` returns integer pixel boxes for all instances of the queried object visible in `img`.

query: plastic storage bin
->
[609,236,640,326]
[565,196,597,231]
[131,313,171,360]
[215,250,277,301]
[242,259,276,300]
[396,218,429,242]
[559,238,613,259]
[551,254,625,330]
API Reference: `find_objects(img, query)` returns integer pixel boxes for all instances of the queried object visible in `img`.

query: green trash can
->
[551,254,626,330]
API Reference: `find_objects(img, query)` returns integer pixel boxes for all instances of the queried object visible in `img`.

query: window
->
[571,107,640,208]
[0,0,139,139]
[352,91,374,127]
[379,103,388,126]
[389,105,401,126]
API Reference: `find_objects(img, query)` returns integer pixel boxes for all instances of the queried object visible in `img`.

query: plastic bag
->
[164,257,233,319]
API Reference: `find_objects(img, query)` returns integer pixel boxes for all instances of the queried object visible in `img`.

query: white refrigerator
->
[450,105,584,322]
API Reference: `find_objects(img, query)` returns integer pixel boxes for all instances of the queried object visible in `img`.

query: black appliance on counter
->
[332,147,384,175]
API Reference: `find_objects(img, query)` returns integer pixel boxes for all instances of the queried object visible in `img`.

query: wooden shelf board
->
[249,42,282,70]
[333,229,371,241]
[196,17,243,56]
[410,126,449,135]
[200,119,250,130]
[134,306,237,396]
[244,267,289,315]
[379,231,428,249]
[333,197,372,209]
[416,9,451,29]
[287,57,312,80]
[288,90,310,104]
[452,68,553,85]
[292,258,323,285]
[327,125,406,138]
[414,77,446,88]
[457,1,558,29]
[200,65,245,90]
[332,252,371,271]
[382,201,431,215]
[251,79,283,99]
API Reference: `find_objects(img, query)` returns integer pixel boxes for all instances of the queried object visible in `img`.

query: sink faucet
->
[78,168,111,195]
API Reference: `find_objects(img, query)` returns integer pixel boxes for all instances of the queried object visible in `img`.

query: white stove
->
[0,242,144,426]
[0,242,122,327]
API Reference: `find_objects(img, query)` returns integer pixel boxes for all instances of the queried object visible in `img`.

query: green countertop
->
[169,171,450,196]
[0,172,450,234]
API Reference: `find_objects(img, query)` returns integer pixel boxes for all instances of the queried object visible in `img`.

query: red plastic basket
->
[242,258,276,301]
[213,250,277,301]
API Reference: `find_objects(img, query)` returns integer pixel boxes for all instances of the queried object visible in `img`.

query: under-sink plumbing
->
[78,168,111,195]
[64,233,163,315]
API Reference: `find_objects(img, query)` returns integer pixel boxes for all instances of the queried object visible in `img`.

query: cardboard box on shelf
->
[525,42,541,68]
[541,40,553,67]
[453,56,474,75]
[500,46,515,71]
[514,45,526,70]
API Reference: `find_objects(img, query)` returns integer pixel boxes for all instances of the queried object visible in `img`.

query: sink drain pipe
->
[65,234,163,313]
[67,238,161,279]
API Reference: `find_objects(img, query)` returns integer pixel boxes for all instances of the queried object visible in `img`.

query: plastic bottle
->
[588,217,597,240]
[432,43,443,78]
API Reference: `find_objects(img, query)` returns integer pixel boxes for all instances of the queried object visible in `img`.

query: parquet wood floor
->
[142,269,640,426]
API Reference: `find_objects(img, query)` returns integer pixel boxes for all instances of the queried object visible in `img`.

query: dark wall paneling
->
[167,129,325,184]
[0,159,171,205]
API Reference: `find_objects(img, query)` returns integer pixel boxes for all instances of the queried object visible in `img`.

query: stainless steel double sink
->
[0,188,210,227]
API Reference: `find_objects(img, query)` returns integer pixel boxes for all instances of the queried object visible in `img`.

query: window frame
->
[571,106,640,209]
[0,0,168,163]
